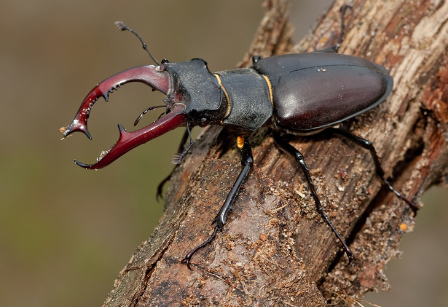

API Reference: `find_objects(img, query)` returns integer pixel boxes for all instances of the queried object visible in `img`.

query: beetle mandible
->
[62,6,418,268]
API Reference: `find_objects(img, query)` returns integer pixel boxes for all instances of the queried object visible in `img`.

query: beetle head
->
[62,59,226,169]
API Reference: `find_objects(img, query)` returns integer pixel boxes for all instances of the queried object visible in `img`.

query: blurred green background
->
[0,1,446,306]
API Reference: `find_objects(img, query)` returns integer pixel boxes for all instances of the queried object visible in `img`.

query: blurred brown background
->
[0,1,446,306]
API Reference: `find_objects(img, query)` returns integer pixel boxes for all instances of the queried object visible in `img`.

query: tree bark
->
[102,0,448,306]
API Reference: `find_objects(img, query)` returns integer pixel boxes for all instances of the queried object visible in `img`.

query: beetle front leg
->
[181,136,253,269]
[171,122,195,164]
[326,127,419,214]
[273,133,355,261]
[156,128,191,201]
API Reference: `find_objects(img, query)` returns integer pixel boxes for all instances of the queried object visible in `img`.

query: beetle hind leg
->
[317,5,352,53]
[181,136,254,269]
[327,128,419,214]
[273,133,355,261]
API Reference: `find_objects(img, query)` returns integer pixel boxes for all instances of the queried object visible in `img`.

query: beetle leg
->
[182,136,253,269]
[326,127,419,214]
[156,128,191,201]
[334,5,352,52]
[172,122,195,164]
[317,5,352,53]
[156,172,174,201]
[273,133,355,262]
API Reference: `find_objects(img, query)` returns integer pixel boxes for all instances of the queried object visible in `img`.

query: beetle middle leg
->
[273,133,355,261]
[182,135,254,269]
[326,127,419,213]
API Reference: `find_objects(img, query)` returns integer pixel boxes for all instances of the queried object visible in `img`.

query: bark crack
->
[130,237,173,307]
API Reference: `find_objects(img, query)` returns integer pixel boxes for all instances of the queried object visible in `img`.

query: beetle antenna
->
[134,105,166,126]
[115,21,160,66]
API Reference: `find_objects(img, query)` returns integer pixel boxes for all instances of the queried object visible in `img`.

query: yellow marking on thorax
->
[214,74,231,117]
[261,75,274,106]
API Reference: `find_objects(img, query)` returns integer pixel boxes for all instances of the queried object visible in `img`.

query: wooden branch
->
[102,0,448,306]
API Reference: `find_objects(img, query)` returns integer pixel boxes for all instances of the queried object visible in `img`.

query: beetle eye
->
[199,117,209,127]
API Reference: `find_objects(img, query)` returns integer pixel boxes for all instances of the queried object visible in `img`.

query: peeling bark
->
[102,0,448,306]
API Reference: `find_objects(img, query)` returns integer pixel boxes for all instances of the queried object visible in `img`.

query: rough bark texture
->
[102,0,448,306]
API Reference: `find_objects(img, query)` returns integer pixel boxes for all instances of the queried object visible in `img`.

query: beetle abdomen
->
[273,65,392,132]
[253,53,393,132]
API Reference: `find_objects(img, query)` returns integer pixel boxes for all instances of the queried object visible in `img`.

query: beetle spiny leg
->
[156,129,190,201]
[328,127,419,214]
[317,5,353,53]
[274,133,355,262]
[334,5,353,52]
[181,226,219,270]
[171,122,195,164]
[181,137,254,269]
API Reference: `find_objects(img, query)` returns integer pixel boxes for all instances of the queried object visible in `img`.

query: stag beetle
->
[62,6,418,268]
